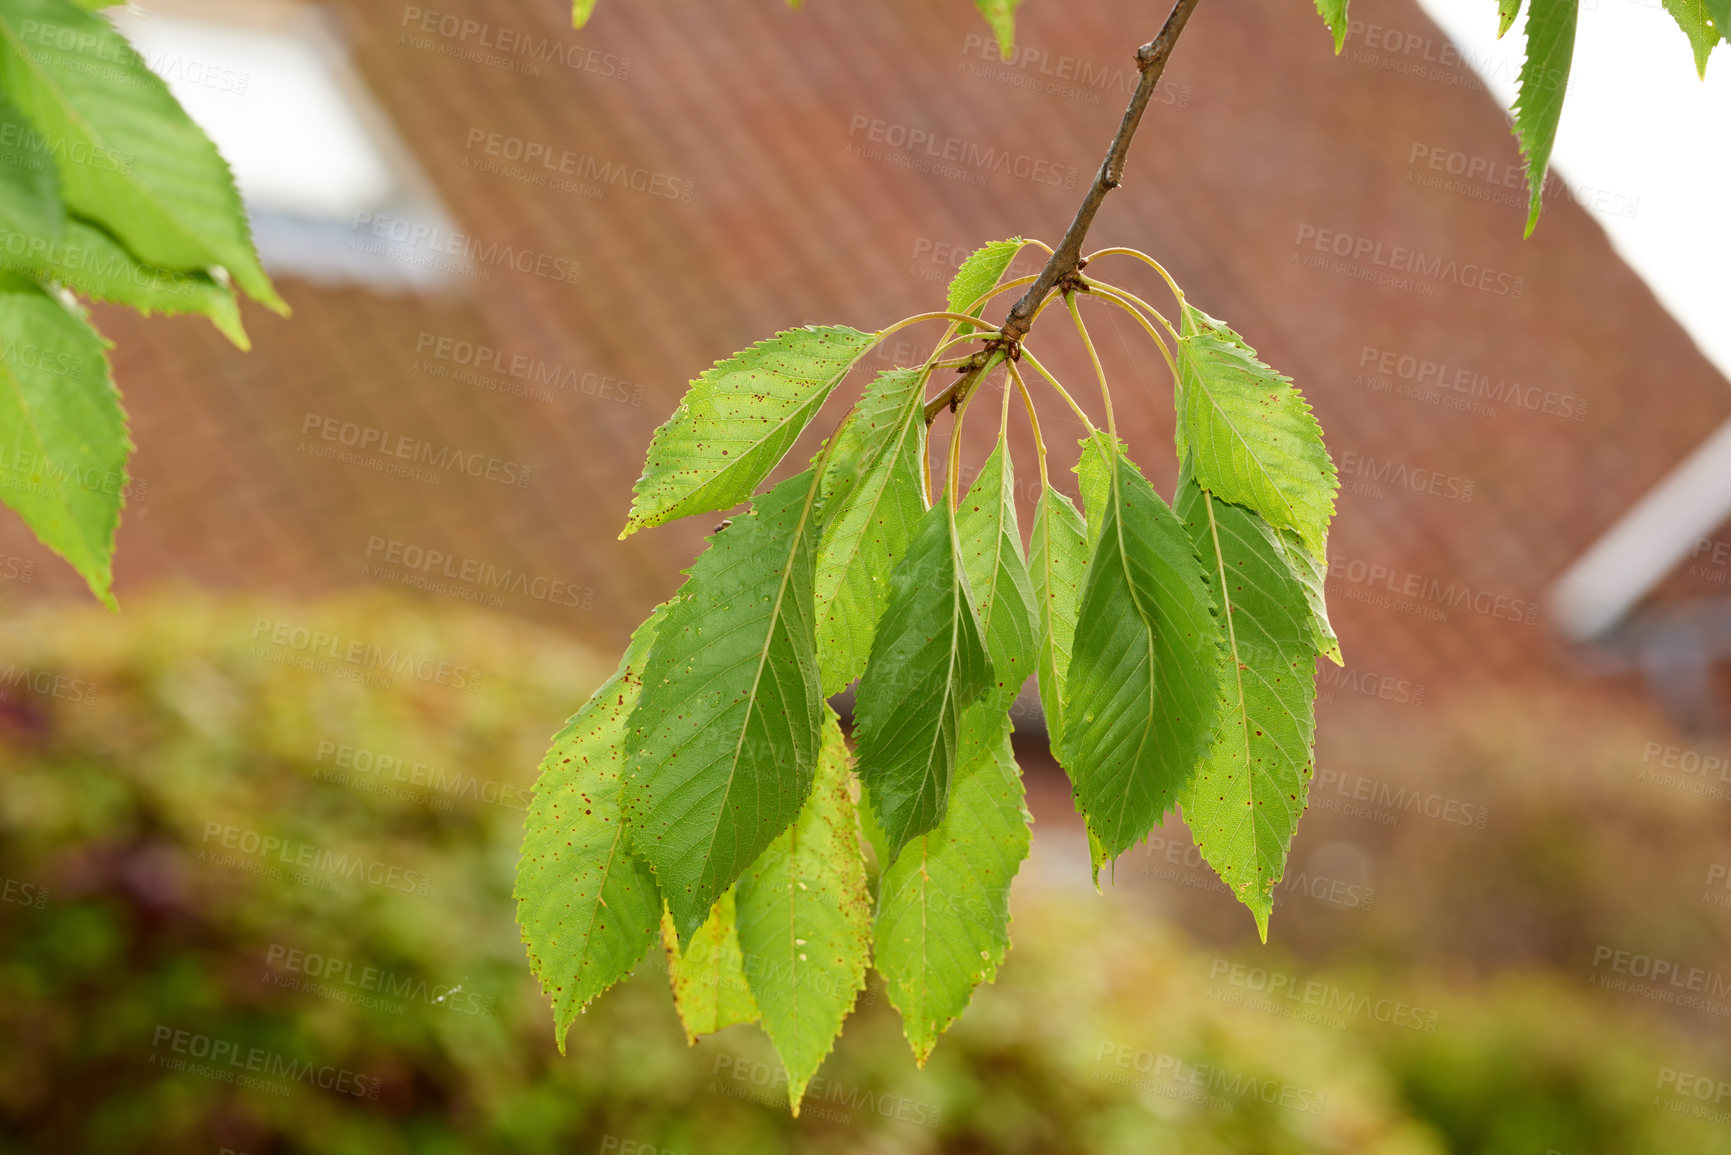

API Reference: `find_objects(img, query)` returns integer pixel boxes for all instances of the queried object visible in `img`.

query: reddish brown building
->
[4,0,1723,719]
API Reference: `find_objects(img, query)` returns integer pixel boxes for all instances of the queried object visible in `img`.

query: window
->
[113,0,468,290]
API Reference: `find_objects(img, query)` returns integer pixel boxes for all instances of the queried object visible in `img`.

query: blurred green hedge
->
[0,593,1727,1154]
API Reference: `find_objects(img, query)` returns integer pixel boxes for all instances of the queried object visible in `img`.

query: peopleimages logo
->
[709,1054,942,1127]
[1406,143,1640,220]
[200,822,433,897]
[463,129,695,202]
[1325,554,1540,626]
[1590,946,1731,1000]
[0,664,99,707]
[0,118,128,173]
[1338,449,1474,503]
[1294,224,1525,298]
[265,944,495,1017]
[1704,863,1731,910]
[299,412,533,488]
[1206,959,1440,1032]
[846,115,1079,188]
[1294,223,1523,297]
[349,212,582,285]
[956,32,1193,108]
[0,336,84,378]
[1313,769,1488,829]
[0,441,143,505]
[1,876,47,910]
[1093,1042,1328,1114]
[1315,663,1425,708]
[1657,1067,1731,1106]
[0,227,207,302]
[1356,345,1588,421]
[248,616,485,693]
[598,1139,685,1155]
[1635,740,1731,804]
[149,1025,382,1099]
[364,536,593,610]
[314,739,531,811]
[398,7,630,80]
[413,332,643,406]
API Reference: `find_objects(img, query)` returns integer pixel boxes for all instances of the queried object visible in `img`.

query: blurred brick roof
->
[3,0,1724,706]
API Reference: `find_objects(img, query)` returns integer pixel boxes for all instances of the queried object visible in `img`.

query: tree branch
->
[924,0,1204,425]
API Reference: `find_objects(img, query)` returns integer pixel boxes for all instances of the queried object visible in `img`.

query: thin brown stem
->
[925,356,996,427]
[921,0,1204,419]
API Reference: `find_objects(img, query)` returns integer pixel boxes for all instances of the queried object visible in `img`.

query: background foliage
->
[3,593,1729,1153]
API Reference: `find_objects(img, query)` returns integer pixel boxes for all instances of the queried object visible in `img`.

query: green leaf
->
[875,707,1029,1065]
[1511,0,1578,235]
[813,367,928,694]
[1175,304,1336,557]
[1267,526,1342,666]
[0,285,125,607]
[1174,470,1319,941]
[0,218,246,348]
[0,0,283,312]
[0,88,62,240]
[1709,0,1731,34]
[661,888,759,1043]
[624,469,826,946]
[1076,430,1115,546]
[1057,444,1221,866]
[1498,0,1526,37]
[1030,483,1087,742]
[1313,0,1350,52]
[1662,0,1724,77]
[572,0,598,28]
[946,237,1023,326]
[1071,433,1121,770]
[622,326,877,536]
[1164,320,1340,665]
[735,706,871,1111]
[956,440,1038,701]
[516,606,667,1052]
[854,499,994,864]
[973,0,1022,58]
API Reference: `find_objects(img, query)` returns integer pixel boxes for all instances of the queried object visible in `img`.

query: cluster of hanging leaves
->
[528,0,1723,1114]
[515,235,1344,1110]
[1312,0,1726,235]
[0,0,277,606]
